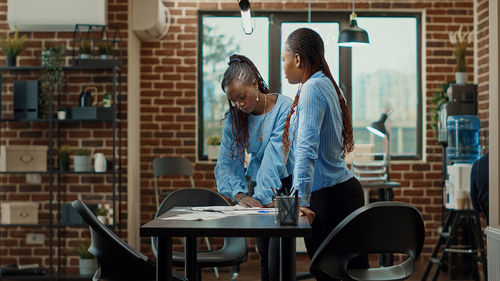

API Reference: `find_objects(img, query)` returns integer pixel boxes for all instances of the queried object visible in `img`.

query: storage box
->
[0,145,48,172]
[71,106,115,120]
[1,202,39,224]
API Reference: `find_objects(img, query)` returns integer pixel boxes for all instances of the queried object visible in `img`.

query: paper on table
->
[159,207,276,221]
[159,212,228,221]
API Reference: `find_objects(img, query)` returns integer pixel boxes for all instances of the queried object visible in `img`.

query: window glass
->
[280,22,340,99]
[351,17,417,155]
[201,16,269,158]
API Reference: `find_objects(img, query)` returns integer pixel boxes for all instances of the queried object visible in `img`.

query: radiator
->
[487,227,500,281]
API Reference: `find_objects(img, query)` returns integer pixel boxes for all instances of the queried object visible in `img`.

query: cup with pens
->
[272,187,300,225]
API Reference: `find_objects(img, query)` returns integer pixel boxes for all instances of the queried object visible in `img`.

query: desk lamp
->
[366,113,390,181]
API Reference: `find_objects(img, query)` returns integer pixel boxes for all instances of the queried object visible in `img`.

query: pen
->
[270,186,277,197]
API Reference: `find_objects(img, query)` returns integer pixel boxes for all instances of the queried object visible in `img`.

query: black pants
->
[254,175,292,281]
[305,177,369,281]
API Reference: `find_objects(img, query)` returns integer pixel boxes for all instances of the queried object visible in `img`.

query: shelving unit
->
[0,61,122,279]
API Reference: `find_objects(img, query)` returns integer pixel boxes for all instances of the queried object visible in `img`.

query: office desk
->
[140,208,312,281]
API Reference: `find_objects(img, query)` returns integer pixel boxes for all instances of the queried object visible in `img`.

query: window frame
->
[197,10,422,161]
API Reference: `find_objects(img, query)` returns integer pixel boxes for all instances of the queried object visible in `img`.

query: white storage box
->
[0,145,48,172]
[1,202,39,224]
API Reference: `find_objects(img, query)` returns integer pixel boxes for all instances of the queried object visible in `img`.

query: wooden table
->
[140,208,312,281]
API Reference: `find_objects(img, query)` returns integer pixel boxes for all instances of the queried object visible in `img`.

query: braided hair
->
[281,28,354,159]
[221,54,271,161]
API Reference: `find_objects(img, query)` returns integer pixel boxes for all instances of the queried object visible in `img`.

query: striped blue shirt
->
[215,94,294,205]
[291,71,353,207]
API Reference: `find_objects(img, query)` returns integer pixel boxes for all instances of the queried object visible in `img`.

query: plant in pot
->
[105,155,114,172]
[74,240,96,276]
[206,135,221,161]
[73,148,91,172]
[57,106,67,120]
[58,145,71,172]
[95,207,108,224]
[97,40,113,60]
[0,28,27,66]
[79,39,92,59]
[39,45,65,119]
[448,25,472,85]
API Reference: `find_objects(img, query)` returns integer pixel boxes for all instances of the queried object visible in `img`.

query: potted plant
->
[74,148,91,172]
[207,135,221,161]
[39,45,65,119]
[58,145,71,172]
[57,106,67,120]
[97,40,113,60]
[74,240,96,276]
[0,28,27,66]
[95,207,108,224]
[448,25,472,84]
[79,39,92,59]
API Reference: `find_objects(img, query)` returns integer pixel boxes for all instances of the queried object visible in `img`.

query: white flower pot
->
[207,145,220,160]
[79,258,96,275]
[79,53,91,60]
[74,155,91,172]
[57,111,67,120]
[455,72,467,85]
[97,215,107,224]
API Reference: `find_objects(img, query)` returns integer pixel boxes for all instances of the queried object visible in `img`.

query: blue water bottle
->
[446,115,481,163]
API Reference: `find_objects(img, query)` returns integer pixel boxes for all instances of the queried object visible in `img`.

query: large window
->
[198,11,422,160]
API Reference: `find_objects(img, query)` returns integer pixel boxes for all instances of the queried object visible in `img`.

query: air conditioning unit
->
[132,0,171,41]
[8,0,107,31]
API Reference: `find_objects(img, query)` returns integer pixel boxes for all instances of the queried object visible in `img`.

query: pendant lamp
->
[338,0,369,47]
[239,0,254,35]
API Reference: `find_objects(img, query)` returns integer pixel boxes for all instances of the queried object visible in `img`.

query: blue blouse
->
[291,71,353,207]
[215,94,294,205]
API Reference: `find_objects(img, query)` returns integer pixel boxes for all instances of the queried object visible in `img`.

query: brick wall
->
[0,0,128,273]
[477,0,489,150]
[138,0,476,261]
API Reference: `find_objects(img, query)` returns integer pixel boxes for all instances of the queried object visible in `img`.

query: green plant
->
[58,145,71,162]
[95,207,108,216]
[80,39,92,54]
[207,135,221,146]
[74,148,91,156]
[429,82,451,129]
[74,240,94,259]
[449,25,472,72]
[97,40,113,55]
[0,29,27,57]
[39,45,65,119]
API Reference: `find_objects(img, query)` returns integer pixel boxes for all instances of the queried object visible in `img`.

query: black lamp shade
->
[239,0,250,11]
[366,113,388,138]
[338,19,370,47]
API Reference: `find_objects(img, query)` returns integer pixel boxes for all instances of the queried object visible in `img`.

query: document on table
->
[159,206,276,221]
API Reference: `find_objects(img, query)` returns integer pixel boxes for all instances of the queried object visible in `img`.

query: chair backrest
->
[72,200,156,281]
[151,188,247,262]
[153,157,193,178]
[310,201,425,281]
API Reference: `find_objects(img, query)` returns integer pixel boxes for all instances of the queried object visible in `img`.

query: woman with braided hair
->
[215,54,293,281]
[281,28,368,280]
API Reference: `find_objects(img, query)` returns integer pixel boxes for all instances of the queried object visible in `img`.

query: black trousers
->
[305,177,368,281]
[254,175,292,281]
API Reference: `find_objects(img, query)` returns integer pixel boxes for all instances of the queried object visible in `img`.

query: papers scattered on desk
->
[159,206,276,221]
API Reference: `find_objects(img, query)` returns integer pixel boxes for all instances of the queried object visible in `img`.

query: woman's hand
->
[263,202,274,208]
[300,207,316,224]
[238,196,263,207]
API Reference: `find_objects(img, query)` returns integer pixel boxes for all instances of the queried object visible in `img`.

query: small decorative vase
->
[207,145,220,160]
[79,258,96,275]
[94,153,107,173]
[6,56,16,66]
[57,110,67,120]
[455,72,467,85]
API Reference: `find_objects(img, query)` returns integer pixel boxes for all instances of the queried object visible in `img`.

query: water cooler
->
[443,84,481,209]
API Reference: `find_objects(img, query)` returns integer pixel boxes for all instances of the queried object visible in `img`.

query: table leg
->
[157,237,172,281]
[280,237,296,281]
[185,237,198,281]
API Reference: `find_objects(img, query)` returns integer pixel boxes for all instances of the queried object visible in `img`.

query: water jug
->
[446,115,481,163]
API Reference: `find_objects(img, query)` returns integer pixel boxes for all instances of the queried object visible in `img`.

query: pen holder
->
[275,196,300,225]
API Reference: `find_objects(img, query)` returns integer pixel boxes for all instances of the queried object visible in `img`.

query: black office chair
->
[151,188,248,280]
[153,157,195,209]
[310,201,425,281]
[71,200,184,281]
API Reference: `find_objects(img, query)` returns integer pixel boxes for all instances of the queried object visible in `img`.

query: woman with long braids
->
[215,54,293,281]
[281,28,367,280]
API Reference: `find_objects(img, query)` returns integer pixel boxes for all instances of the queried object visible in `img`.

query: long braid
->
[281,28,354,159]
[221,54,270,162]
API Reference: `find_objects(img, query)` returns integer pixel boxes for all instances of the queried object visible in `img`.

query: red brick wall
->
[138,0,476,261]
[477,0,489,150]
[0,0,128,273]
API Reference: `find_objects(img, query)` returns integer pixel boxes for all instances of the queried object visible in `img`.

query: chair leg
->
[231,265,240,281]
[202,236,220,279]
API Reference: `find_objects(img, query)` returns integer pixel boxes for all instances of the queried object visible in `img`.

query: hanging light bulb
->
[338,0,369,47]
[239,0,254,35]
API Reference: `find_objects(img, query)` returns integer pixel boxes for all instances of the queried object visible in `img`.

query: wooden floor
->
[198,254,481,281]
